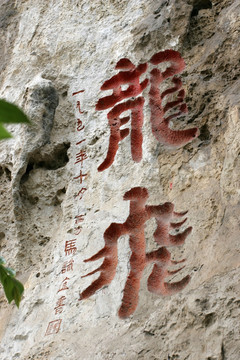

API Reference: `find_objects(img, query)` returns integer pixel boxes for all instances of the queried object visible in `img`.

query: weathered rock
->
[0,0,239,359]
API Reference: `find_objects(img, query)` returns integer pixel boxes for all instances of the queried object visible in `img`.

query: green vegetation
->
[0,99,29,306]
[0,257,24,307]
[0,99,30,139]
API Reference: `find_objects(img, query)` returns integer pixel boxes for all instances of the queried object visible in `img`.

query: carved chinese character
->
[75,187,87,200]
[74,226,82,236]
[76,118,84,131]
[76,100,84,114]
[96,50,199,172]
[76,139,86,146]
[74,170,87,184]
[65,240,77,256]
[80,187,192,318]
[74,215,85,235]
[75,149,88,166]
[57,278,69,293]
[45,319,62,335]
[54,296,66,314]
[72,90,85,96]
[61,259,74,273]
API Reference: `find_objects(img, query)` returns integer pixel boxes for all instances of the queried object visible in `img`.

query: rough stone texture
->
[0,0,239,359]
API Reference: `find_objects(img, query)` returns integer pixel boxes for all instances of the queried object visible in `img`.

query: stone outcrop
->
[0,0,239,359]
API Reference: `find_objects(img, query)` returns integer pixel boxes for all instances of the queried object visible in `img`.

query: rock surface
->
[0,0,239,359]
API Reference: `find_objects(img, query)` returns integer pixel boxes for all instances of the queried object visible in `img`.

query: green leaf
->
[3,275,15,304]
[5,267,16,277]
[12,278,24,308]
[0,99,30,124]
[0,263,24,307]
[0,99,30,140]
[0,265,7,283]
[0,99,27,304]
[0,124,12,140]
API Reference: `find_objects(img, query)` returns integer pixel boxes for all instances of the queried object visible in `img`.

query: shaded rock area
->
[0,0,239,359]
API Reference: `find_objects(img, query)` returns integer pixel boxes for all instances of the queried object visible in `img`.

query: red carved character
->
[73,215,85,235]
[72,90,85,96]
[75,149,88,166]
[61,259,74,273]
[54,296,66,314]
[76,100,84,114]
[65,240,77,256]
[79,187,192,318]
[76,139,86,146]
[57,277,70,293]
[74,226,82,235]
[75,187,87,200]
[76,119,84,132]
[96,50,199,171]
[74,170,87,184]
[45,319,62,335]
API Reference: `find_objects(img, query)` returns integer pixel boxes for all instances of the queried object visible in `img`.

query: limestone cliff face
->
[0,0,239,359]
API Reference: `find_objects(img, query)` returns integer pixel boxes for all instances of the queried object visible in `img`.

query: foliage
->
[0,257,24,307]
[0,99,29,306]
[0,99,30,139]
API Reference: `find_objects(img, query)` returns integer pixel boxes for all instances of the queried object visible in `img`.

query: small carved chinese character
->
[54,296,66,314]
[61,259,74,273]
[77,119,84,131]
[75,150,88,166]
[75,188,87,200]
[74,226,82,235]
[65,240,77,256]
[76,100,84,114]
[72,90,85,96]
[57,278,69,293]
[74,170,87,184]
[45,319,62,335]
